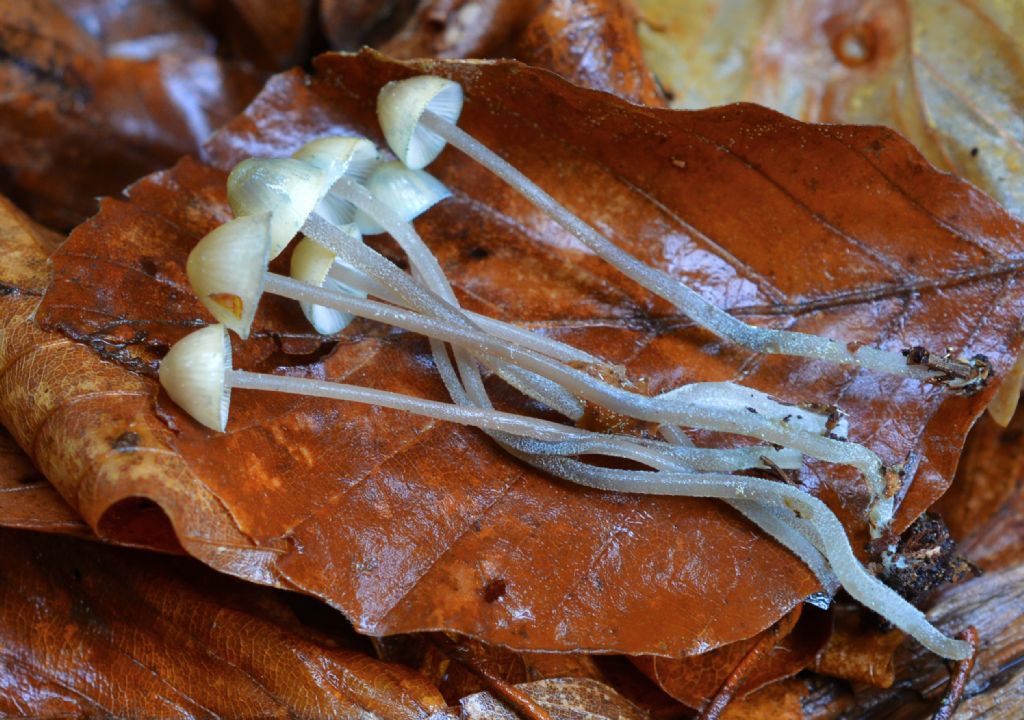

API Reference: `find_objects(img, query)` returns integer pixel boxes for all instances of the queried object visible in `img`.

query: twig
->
[698,622,784,720]
[932,626,980,720]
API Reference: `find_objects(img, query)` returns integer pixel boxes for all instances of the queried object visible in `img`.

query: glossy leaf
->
[378,0,663,106]
[0,527,451,719]
[937,409,1024,571]
[0,0,265,228]
[636,0,1024,219]
[22,50,1024,658]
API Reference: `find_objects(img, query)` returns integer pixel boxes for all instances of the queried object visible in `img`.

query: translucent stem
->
[225,369,790,475]
[326,261,606,368]
[420,110,938,382]
[318,185,586,419]
[263,272,885,489]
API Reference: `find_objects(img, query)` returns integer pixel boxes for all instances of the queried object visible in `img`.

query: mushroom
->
[157,324,801,473]
[227,158,328,259]
[290,235,368,336]
[186,213,876,488]
[376,75,987,391]
[353,160,452,235]
[215,147,894,534]
[161,323,968,660]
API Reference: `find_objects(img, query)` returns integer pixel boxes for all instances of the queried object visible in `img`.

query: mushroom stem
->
[264,271,886,491]
[326,178,586,420]
[418,110,965,385]
[325,261,606,368]
[727,499,839,595]
[224,369,793,473]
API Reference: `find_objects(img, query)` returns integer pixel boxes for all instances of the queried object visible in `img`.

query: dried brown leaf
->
[635,605,831,708]
[0,425,90,537]
[16,50,1024,658]
[636,0,1024,218]
[0,527,450,719]
[459,677,648,719]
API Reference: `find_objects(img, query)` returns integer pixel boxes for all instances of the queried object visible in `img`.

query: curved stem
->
[319,186,586,419]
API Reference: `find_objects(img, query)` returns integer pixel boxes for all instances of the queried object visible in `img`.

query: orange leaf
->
[16,51,1024,658]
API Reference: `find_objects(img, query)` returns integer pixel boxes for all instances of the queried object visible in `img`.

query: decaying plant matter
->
[157,61,1013,662]
[3,4,1024,711]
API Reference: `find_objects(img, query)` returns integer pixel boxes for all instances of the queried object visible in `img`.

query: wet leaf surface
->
[635,0,1024,219]
[375,0,662,106]
[937,409,1024,572]
[0,0,266,229]
[23,49,1024,658]
[0,527,451,720]
[0,192,259,563]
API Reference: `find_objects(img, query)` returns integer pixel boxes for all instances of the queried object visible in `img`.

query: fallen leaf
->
[0,425,90,537]
[634,605,831,708]
[719,678,806,720]
[385,633,608,707]
[636,0,1024,219]
[937,408,1024,571]
[23,50,1024,658]
[380,0,542,59]
[0,527,451,719]
[0,0,265,228]
[812,604,905,689]
[512,0,663,106]
[0,192,268,566]
[459,677,648,720]
[379,0,663,106]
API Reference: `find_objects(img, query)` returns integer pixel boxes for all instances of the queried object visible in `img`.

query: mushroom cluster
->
[158,75,980,660]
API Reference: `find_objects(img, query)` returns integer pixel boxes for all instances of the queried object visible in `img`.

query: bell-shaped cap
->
[158,323,233,432]
[293,137,379,185]
[377,75,463,169]
[227,157,328,259]
[186,213,271,340]
[295,138,381,227]
[290,236,368,335]
[354,161,451,235]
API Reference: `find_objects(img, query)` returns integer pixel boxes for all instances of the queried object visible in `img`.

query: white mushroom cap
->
[158,323,233,432]
[294,137,380,226]
[227,157,328,259]
[354,161,452,235]
[186,213,271,340]
[377,75,464,169]
[290,235,368,335]
[293,137,379,185]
